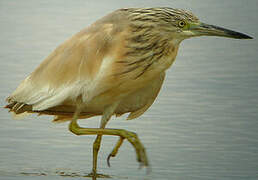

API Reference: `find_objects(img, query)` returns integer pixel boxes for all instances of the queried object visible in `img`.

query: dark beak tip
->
[200,23,253,40]
[228,31,253,40]
[239,34,253,39]
[246,35,253,39]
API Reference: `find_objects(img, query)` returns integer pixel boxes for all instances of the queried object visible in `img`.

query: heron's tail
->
[4,99,32,119]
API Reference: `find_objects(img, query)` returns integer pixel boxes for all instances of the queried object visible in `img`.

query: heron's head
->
[126,8,253,43]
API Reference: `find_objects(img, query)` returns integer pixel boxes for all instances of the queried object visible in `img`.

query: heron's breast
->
[162,44,180,70]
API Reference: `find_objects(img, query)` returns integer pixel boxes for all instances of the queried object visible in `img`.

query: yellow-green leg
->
[91,109,113,179]
[69,105,149,180]
[107,137,124,167]
[69,122,149,167]
[91,135,102,179]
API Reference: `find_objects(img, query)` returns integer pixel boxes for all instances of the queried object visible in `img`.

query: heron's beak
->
[190,22,253,39]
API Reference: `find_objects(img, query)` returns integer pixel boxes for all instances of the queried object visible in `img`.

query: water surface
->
[0,0,258,180]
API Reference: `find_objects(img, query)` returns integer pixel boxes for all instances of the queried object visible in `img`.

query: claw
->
[107,154,114,167]
[107,137,125,168]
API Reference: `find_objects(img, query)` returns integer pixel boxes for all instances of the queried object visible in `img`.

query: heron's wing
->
[6,10,131,112]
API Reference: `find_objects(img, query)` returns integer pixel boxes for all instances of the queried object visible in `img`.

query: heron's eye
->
[178,21,186,28]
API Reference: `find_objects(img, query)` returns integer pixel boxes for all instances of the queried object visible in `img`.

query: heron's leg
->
[69,122,149,168]
[107,137,124,167]
[91,135,102,178]
[69,105,149,180]
[91,105,115,179]
[69,103,121,179]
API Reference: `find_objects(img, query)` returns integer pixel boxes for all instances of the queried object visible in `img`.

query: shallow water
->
[0,0,258,180]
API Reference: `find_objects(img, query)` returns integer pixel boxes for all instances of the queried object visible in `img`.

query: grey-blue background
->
[0,0,257,180]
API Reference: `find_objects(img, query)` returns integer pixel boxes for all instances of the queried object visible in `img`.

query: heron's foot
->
[107,130,149,169]
[68,123,149,170]
[107,137,124,167]
[86,172,112,179]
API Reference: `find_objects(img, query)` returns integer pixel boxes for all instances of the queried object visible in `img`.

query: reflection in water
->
[19,169,125,179]
[18,170,156,180]
[20,172,47,176]
[17,169,155,179]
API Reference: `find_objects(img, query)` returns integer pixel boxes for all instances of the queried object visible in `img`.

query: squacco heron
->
[5,8,252,179]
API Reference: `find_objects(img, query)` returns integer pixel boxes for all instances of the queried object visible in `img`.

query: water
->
[0,0,257,180]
